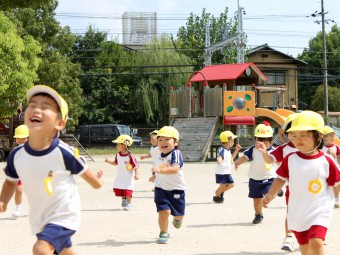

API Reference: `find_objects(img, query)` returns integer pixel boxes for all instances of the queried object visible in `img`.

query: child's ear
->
[174,139,179,146]
[55,119,67,131]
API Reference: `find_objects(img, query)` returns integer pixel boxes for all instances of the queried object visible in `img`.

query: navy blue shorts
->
[36,223,76,254]
[248,178,274,199]
[154,187,185,216]
[215,174,234,184]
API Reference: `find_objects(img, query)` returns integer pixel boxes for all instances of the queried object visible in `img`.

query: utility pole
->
[321,0,328,124]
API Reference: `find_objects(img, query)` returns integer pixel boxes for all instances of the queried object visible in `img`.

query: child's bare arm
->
[80,169,104,189]
[153,164,180,174]
[232,144,242,159]
[140,154,151,160]
[263,178,286,207]
[134,167,139,180]
[105,158,117,165]
[0,179,17,212]
[234,155,248,170]
[216,156,222,164]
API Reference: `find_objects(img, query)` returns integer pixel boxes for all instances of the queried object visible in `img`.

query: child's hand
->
[134,174,139,180]
[104,158,110,164]
[255,142,266,152]
[152,167,161,174]
[235,144,242,151]
[262,193,274,208]
[149,175,156,182]
[140,156,144,160]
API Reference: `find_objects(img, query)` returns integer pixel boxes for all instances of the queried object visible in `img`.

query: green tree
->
[310,85,340,112]
[298,24,340,109]
[0,12,41,117]
[5,1,83,131]
[0,0,46,10]
[173,7,239,68]
[122,36,193,125]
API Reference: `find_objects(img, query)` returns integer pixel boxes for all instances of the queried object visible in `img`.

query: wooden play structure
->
[169,62,297,162]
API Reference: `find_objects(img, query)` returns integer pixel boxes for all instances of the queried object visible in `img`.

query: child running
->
[105,134,139,211]
[11,124,29,218]
[321,125,340,208]
[213,130,241,203]
[235,123,279,224]
[257,113,299,251]
[0,85,104,255]
[152,126,186,244]
[140,130,160,184]
[263,110,340,255]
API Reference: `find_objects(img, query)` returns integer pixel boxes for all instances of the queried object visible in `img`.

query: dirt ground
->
[1,155,339,255]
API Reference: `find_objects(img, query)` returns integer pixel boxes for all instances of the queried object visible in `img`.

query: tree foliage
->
[0,12,41,117]
[310,85,340,112]
[298,24,340,109]
[173,7,239,67]
[4,1,83,131]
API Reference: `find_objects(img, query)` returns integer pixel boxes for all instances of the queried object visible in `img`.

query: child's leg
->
[253,198,263,215]
[126,196,132,203]
[333,187,340,207]
[158,210,171,233]
[14,184,23,205]
[33,240,55,255]
[299,238,324,255]
[223,183,234,193]
[60,247,77,255]
[215,184,225,197]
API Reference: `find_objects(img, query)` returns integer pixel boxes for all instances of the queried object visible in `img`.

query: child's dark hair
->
[311,130,324,149]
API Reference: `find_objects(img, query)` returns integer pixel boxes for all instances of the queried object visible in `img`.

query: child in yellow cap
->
[213,130,241,203]
[235,123,278,224]
[263,111,340,255]
[140,130,160,185]
[152,126,186,244]
[321,125,340,207]
[0,85,104,255]
[11,124,29,218]
[105,134,139,210]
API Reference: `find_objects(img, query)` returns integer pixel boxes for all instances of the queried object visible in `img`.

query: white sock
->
[15,205,22,211]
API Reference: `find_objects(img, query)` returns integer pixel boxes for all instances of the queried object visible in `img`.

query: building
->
[247,44,307,111]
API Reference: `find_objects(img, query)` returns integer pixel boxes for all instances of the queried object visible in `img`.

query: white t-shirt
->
[270,141,298,163]
[215,146,232,175]
[277,151,340,232]
[243,145,277,180]
[113,152,138,190]
[154,149,186,191]
[5,138,87,234]
[150,145,160,168]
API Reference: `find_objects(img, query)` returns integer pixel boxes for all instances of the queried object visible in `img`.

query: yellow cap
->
[157,126,179,140]
[282,113,299,131]
[220,131,237,142]
[112,135,133,146]
[13,125,29,138]
[254,124,273,138]
[287,110,324,133]
[323,125,335,135]
[149,130,159,135]
[27,85,68,122]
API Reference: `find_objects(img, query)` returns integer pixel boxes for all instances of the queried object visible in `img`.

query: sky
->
[55,0,340,58]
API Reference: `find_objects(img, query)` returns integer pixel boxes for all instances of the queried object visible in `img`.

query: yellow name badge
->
[44,171,53,197]
[264,163,272,170]
[126,164,133,171]
[308,179,322,194]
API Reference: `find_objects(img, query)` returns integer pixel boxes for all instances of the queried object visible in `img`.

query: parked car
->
[77,124,143,147]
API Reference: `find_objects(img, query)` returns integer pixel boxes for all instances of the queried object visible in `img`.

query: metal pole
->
[321,0,329,123]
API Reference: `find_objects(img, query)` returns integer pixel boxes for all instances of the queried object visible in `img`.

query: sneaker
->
[213,196,224,203]
[172,218,182,229]
[277,189,284,197]
[124,203,132,211]
[334,199,340,208]
[281,235,295,251]
[252,214,264,224]
[121,199,128,208]
[12,209,22,218]
[158,232,169,244]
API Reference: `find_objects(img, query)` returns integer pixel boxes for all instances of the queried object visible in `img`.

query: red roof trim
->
[224,116,255,125]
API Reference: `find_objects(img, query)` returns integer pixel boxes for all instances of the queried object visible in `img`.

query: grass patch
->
[84,146,150,155]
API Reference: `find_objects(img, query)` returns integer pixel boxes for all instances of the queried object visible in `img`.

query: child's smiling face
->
[157,136,178,154]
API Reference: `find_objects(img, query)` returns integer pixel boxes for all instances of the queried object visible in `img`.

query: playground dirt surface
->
[1,155,340,255]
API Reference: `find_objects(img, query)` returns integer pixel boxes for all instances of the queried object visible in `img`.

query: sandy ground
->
[1,155,340,255]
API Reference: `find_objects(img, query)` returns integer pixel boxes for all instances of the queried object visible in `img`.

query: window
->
[264,71,285,85]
